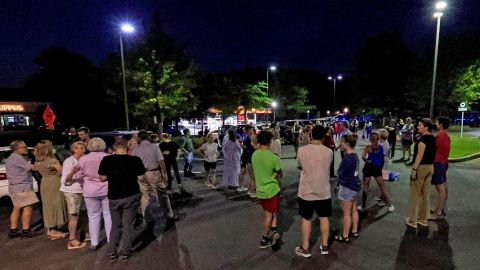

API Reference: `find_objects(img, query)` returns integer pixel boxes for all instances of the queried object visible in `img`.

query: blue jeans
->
[184,152,193,174]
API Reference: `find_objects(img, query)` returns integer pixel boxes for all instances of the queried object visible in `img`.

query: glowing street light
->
[429,1,447,118]
[119,23,135,129]
[343,107,349,114]
[326,110,331,115]
[328,74,343,110]
[271,101,278,122]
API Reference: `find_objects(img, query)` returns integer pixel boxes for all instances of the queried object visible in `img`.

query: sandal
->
[334,234,350,243]
[109,252,118,262]
[68,239,87,250]
[350,232,359,239]
[48,231,68,240]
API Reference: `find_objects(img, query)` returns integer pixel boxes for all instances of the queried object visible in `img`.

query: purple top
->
[5,153,34,193]
[76,152,109,197]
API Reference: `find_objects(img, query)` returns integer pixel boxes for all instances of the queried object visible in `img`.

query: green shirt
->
[181,136,194,152]
[252,149,282,199]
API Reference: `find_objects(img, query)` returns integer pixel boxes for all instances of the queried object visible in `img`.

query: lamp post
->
[266,66,277,97]
[429,2,447,118]
[119,23,134,129]
[328,75,343,110]
[271,101,278,122]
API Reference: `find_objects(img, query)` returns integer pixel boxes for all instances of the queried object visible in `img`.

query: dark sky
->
[1,0,479,87]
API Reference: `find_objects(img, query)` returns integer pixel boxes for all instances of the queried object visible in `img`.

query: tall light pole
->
[271,101,278,122]
[266,66,277,97]
[430,1,447,118]
[328,75,343,110]
[120,23,134,129]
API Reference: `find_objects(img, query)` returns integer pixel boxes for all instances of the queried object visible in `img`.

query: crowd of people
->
[5,115,451,261]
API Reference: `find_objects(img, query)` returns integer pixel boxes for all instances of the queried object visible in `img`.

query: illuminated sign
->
[0,104,25,112]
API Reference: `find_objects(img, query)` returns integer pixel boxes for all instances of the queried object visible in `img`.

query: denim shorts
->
[432,162,448,185]
[338,185,360,201]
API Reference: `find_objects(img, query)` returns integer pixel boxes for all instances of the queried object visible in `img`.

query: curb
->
[448,152,480,163]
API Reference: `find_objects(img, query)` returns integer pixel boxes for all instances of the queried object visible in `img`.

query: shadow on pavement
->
[394,219,454,270]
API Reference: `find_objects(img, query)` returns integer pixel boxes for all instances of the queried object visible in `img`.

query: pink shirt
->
[76,152,109,197]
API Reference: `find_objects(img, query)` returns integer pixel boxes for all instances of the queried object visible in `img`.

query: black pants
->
[165,158,182,188]
[388,138,396,158]
[109,194,141,254]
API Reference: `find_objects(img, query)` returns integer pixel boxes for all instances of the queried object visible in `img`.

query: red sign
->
[42,105,56,130]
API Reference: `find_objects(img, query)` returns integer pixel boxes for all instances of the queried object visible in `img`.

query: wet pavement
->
[1,140,479,270]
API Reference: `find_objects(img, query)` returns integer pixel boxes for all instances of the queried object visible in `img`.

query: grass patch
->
[449,125,472,132]
[449,134,480,158]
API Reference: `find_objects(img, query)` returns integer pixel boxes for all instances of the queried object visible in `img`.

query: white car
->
[0,146,39,202]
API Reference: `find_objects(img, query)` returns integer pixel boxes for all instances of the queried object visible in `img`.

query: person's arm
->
[362,146,371,163]
[52,160,63,176]
[99,175,108,182]
[198,143,206,157]
[411,142,426,180]
[98,158,109,182]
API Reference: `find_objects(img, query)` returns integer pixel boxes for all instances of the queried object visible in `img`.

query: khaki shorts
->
[10,191,39,208]
[63,192,84,215]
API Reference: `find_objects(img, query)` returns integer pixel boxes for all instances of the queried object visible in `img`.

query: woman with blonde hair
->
[127,138,138,156]
[34,140,68,240]
[76,137,111,250]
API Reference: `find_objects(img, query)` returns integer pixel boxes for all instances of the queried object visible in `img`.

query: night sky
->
[1,0,480,87]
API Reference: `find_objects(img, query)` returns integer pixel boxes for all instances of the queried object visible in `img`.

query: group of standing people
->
[6,128,181,263]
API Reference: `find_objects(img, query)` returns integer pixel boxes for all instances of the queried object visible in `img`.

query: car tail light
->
[0,173,6,180]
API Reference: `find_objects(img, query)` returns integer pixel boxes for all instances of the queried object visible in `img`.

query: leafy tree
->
[450,60,480,104]
[285,86,315,116]
[130,50,197,134]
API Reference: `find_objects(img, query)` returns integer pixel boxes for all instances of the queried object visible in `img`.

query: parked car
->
[0,147,39,204]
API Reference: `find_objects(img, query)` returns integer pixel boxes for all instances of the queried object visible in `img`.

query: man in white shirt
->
[295,125,333,258]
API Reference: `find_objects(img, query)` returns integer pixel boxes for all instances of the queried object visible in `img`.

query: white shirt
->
[199,142,219,163]
[270,139,282,157]
[60,156,83,193]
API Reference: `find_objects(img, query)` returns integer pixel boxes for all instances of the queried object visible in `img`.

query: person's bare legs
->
[10,207,21,230]
[21,206,33,230]
[263,211,274,235]
[362,177,371,208]
[351,201,359,233]
[340,201,353,237]
[247,165,256,193]
[239,167,246,188]
[374,176,390,205]
[204,170,210,185]
[435,184,447,215]
[211,169,217,187]
[301,218,311,250]
[67,214,79,239]
[319,217,329,246]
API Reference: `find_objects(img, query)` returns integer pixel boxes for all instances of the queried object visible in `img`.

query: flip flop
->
[67,239,87,250]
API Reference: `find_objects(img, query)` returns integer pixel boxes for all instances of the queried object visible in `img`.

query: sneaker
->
[259,236,272,249]
[388,205,395,212]
[417,220,428,227]
[405,218,417,229]
[21,229,42,239]
[210,185,218,190]
[237,187,248,192]
[295,246,311,258]
[248,192,257,198]
[376,200,386,207]
[320,244,329,255]
[7,229,21,239]
[357,206,364,212]
[120,252,130,262]
[109,252,118,263]
[271,231,281,251]
[205,182,212,187]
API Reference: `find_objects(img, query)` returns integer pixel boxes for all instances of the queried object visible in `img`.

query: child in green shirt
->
[252,130,283,251]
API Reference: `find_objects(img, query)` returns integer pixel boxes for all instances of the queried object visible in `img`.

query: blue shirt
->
[367,145,384,167]
[337,153,361,191]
